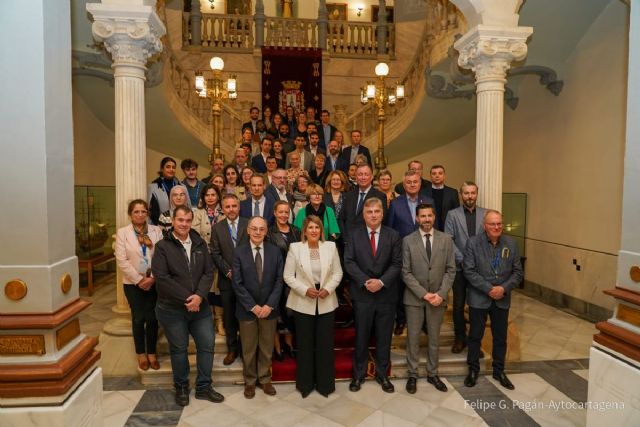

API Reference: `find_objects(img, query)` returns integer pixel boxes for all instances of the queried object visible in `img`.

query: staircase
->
[139,309,468,387]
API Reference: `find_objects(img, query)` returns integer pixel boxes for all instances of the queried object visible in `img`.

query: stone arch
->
[449,0,525,28]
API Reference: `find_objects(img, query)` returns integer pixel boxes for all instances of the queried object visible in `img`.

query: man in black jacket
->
[152,206,224,407]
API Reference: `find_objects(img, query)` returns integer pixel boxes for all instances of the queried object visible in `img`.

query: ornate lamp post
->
[195,56,237,163]
[360,61,405,172]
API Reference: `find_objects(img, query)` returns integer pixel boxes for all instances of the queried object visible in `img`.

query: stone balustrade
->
[327,21,394,58]
[264,16,318,49]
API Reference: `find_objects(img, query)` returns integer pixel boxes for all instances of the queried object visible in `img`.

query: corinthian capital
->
[454,25,532,83]
[87,2,166,65]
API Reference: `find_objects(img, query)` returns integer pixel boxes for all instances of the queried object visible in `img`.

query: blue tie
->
[356,192,366,214]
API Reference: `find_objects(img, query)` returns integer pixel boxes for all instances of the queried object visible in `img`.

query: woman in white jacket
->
[283,215,343,398]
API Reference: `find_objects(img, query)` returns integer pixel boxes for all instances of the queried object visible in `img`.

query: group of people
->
[114,105,523,408]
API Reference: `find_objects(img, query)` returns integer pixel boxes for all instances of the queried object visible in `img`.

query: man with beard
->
[325,140,349,173]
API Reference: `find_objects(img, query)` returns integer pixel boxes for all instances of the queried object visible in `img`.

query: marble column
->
[0,1,102,424]
[376,0,387,55]
[190,0,202,47]
[588,3,640,425]
[317,0,328,50]
[455,25,532,211]
[86,0,165,373]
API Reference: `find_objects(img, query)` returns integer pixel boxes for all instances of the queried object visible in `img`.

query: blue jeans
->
[156,303,214,391]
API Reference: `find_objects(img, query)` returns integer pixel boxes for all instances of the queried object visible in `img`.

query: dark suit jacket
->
[318,123,337,150]
[242,120,258,134]
[325,155,349,173]
[424,185,460,231]
[232,242,283,320]
[309,168,329,188]
[394,178,431,196]
[344,225,402,304]
[240,196,276,226]
[251,153,269,173]
[341,145,372,167]
[338,187,388,241]
[265,184,293,208]
[210,217,249,291]
[387,193,435,238]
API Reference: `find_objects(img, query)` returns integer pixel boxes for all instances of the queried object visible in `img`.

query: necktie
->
[370,230,377,257]
[356,192,366,214]
[425,233,432,261]
[254,200,260,216]
[231,221,237,247]
[255,246,263,283]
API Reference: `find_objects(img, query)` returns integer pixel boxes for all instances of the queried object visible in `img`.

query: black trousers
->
[220,287,240,353]
[123,284,158,354]
[452,271,469,342]
[352,301,395,380]
[395,280,406,326]
[467,302,509,374]
[293,310,335,394]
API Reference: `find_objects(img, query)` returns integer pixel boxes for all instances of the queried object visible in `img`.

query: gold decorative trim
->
[617,304,640,329]
[5,279,27,301]
[0,335,45,355]
[60,273,72,294]
[630,266,640,283]
[56,319,81,350]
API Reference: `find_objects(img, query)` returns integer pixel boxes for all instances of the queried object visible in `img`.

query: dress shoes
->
[493,372,515,390]
[175,386,190,406]
[243,384,256,399]
[376,376,395,393]
[138,358,149,371]
[148,356,160,370]
[405,377,417,394]
[195,387,224,403]
[340,319,355,328]
[273,350,284,362]
[258,382,277,396]
[223,351,237,366]
[300,390,312,398]
[349,378,364,392]
[464,370,479,388]
[394,322,406,336]
[451,340,467,354]
[427,375,448,392]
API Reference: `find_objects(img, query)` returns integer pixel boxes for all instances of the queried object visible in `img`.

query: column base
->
[587,346,638,426]
[1,367,103,427]
[103,316,132,336]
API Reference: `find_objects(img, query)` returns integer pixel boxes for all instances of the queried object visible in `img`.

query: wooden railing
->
[264,16,318,49]
[327,21,394,58]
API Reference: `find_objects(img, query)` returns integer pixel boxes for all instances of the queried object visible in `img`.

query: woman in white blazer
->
[115,199,163,371]
[284,215,343,398]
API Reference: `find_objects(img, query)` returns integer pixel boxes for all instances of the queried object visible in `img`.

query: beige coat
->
[115,224,163,285]
[283,241,343,315]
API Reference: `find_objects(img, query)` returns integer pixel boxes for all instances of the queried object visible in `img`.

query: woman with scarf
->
[157,185,191,237]
[292,174,311,217]
[115,199,164,370]
[148,157,180,225]
[293,184,340,241]
[192,184,226,336]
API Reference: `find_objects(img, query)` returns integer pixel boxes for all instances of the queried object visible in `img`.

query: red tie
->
[370,230,377,257]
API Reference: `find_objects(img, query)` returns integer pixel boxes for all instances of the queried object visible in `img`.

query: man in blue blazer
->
[233,217,283,399]
[444,181,487,354]
[250,137,272,173]
[345,197,402,394]
[325,140,349,173]
[463,210,523,391]
[341,130,372,166]
[387,170,434,335]
[240,174,275,226]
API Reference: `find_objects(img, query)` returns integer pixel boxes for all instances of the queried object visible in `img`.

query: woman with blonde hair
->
[157,185,190,237]
[284,215,343,397]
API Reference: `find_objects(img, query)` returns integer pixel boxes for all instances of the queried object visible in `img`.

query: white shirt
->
[431,184,444,190]
[420,228,433,246]
[172,232,192,262]
[250,241,264,260]
[366,225,381,248]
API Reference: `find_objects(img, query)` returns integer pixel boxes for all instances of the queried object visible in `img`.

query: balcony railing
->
[183,12,395,57]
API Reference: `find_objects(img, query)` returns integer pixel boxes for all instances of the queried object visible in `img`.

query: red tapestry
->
[261,47,322,116]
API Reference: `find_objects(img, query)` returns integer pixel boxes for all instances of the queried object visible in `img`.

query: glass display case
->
[502,192,527,257]
[74,186,116,260]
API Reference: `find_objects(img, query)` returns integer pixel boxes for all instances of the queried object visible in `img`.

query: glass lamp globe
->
[374,62,389,77]
[210,56,224,71]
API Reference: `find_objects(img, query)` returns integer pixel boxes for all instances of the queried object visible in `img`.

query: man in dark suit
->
[345,197,402,393]
[240,174,275,225]
[241,106,260,134]
[211,194,248,366]
[251,137,272,173]
[233,216,283,399]
[394,160,431,195]
[444,181,487,354]
[387,170,434,335]
[341,130,372,167]
[338,164,387,241]
[319,109,337,151]
[307,131,326,158]
[422,165,459,231]
[463,210,523,391]
[325,140,349,173]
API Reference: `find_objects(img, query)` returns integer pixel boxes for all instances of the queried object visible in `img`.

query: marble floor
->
[80,275,598,427]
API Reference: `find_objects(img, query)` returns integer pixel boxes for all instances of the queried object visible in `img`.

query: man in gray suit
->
[402,203,456,394]
[444,181,487,353]
[463,210,523,390]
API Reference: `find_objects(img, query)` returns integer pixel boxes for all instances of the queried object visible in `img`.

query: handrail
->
[264,16,317,49]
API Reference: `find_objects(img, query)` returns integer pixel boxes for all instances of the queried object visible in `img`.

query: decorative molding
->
[0,335,45,356]
[0,299,91,330]
[72,49,164,87]
[630,266,640,283]
[56,319,81,351]
[4,279,27,301]
[60,273,72,295]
